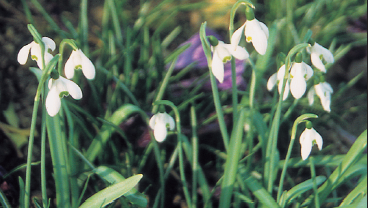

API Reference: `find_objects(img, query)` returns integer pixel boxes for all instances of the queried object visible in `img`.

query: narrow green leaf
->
[18,177,25,208]
[93,166,147,207]
[0,187,11,208]
[79,174,143,208]
[85,104,145,163]
[242,171,280,208]
[340,176,367,206]
[284,176,326,206]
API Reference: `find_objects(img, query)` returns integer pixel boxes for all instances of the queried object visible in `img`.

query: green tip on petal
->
[59,91,70,98]
[208,36,219,46]
[295,52,303,63]
[222,56,231,63]
[245,6,255,20]
[305,120,313,129]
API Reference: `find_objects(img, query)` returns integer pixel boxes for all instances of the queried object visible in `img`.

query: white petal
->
[290,63,303,77]
[231,23,246,50]
[301,140,312,160]
[245,19,268,55]
[30,42,42,61]
[314,43,334,63]
[303,63,314,80]
[224,44,249,60]
[154,122,168,142]
[290,76,306,99]
[215,42,231,62]
[46,85,61,117]
[267,73,277,91]
[311,128,323,150]
[300,129,313,160]
[314,82,332,112]
[278,78,290,100]
[276,65,286,80]
[307,87,315,105]
[38,52,54,70]
[165,114,175,131]
[311,52,326,72]
[17,43,32,65]
[80,51,96,80]
[259,21,269,39]
[60,77,83,99]
[149,115,157,130]
[48,79,54,89]
[211,52,224,83]
[322,82,333,93]
[64,51,77,79]
[42,37,56,51]
[320,94,331,112]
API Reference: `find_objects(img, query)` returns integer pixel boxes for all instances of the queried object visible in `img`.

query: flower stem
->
[199,22,229,151]
[24,98,40,208]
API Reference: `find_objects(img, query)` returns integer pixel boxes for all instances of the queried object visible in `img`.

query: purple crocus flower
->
[171,29,247,91]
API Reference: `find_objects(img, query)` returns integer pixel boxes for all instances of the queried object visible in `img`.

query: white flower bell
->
[46,76,82,117]
[309,42,334,73]
[307,81,333,112]
[289,62,314,99]
[231,7,269,55]
[149,112,175,142]
[209,36,249,83]
[64,49,96,80]
[17,37,56,69]
[267,57,313,100]
[299,123,323,160]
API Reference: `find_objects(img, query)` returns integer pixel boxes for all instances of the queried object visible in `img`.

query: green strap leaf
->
[93,166,147,207]
[79,174,143,208]
[282,176,326,206]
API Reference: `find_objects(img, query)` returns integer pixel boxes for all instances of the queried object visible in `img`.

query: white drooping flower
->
[267,61,313,100]
[211,40,249,83]
[289,62,314,99]
[308,42,334,73]
[64,49,96,80]
[307,82,333,112]
[149,112,175,142]
[299,127,323,160]
[46,76,82,117]
[17,37,56,69]
[231,18,269,55]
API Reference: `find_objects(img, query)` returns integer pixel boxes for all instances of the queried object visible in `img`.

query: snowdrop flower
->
[149,112,175,142]
[231,6,269,55]
[289,61,314,99]
[299,123,323,160]
[65,49,95,80]
[308,81,333,112]
[308,42,334,73]
[209,36,249,83]
[46,76,82,117]
[17,37,56,69]
[267,59,313,100]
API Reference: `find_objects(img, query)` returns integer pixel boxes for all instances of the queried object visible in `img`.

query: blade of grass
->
[219,109,246,208]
